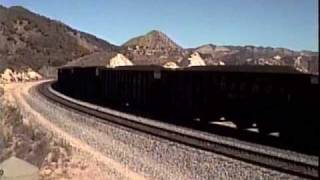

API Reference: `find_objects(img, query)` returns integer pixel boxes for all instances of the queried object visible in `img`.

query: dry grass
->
[0,102,48,164]
[0,88,98,179]
[0,97,70,165]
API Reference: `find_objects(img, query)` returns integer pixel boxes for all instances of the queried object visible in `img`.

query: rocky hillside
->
[64,52,118,67]
[121,30,187,66]
[193,44,318,74]
[119,30,318,74]
[0,68,42,83]
[0,5,118,76]
[123,30,182,51]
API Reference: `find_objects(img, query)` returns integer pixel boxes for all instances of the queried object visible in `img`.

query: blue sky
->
[2,0,318,51]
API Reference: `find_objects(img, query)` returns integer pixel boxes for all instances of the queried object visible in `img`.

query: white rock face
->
[218,61,225,65]
[163,61,179,69]
[273,55,282,60]
[188,52,206,67]
[108,53,133,68]
[27,69,42,80]
[211,61,225,66]
[0,68,42,83]
[1,69,15,82]
[294,56,308,73]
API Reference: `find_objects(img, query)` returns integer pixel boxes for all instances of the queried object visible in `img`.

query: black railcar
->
[55,65,319,142]
[98,66,171,117]
[57,66,102,102]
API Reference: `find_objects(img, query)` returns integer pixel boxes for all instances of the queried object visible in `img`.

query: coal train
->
[54,65,319,142]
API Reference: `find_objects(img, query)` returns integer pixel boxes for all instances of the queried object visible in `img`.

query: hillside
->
[120,30,318,73]
[120,30,187,65]
[64,52,118,67]
[0,5,118,76]
[193,44,318,74]
[123,30,182,51]
[0,5,318,75]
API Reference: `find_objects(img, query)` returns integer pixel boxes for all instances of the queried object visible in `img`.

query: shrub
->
[7,36,14,41]
[0,105,22,146]
[19,36,26,42]
[78,45,90,56]
[23,24,33,31]
[0,87,3,97]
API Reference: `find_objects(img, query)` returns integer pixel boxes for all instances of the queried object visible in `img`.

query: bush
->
[0,87,3,97]
[2,105,23,127]
[7,36,15,42]
[23,24,33,31]
[19,36,26,42]
[78,45,90,56]
[0,104,22,148]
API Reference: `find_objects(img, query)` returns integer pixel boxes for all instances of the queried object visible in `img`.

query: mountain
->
[120,30,187,65]
[0,5,118,76]
[0,5,318,75]
[123,30,182,51]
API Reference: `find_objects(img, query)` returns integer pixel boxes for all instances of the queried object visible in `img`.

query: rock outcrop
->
[0,68,42,83]
[163,61,179,69]
[187,52,206,67]
[108,53,133,68]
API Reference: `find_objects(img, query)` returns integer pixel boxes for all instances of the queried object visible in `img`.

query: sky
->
[1,0,319,51]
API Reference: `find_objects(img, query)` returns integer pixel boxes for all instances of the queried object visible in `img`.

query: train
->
[54,65,319,144]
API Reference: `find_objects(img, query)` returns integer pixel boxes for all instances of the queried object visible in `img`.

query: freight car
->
[55,65,319,142]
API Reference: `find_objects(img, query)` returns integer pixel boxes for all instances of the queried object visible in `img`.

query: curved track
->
[37,81,319,179]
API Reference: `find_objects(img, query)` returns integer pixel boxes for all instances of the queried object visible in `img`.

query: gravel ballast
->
[18,82,308,180]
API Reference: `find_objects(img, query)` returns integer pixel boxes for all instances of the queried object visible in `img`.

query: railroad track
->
[37,81,319,179]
